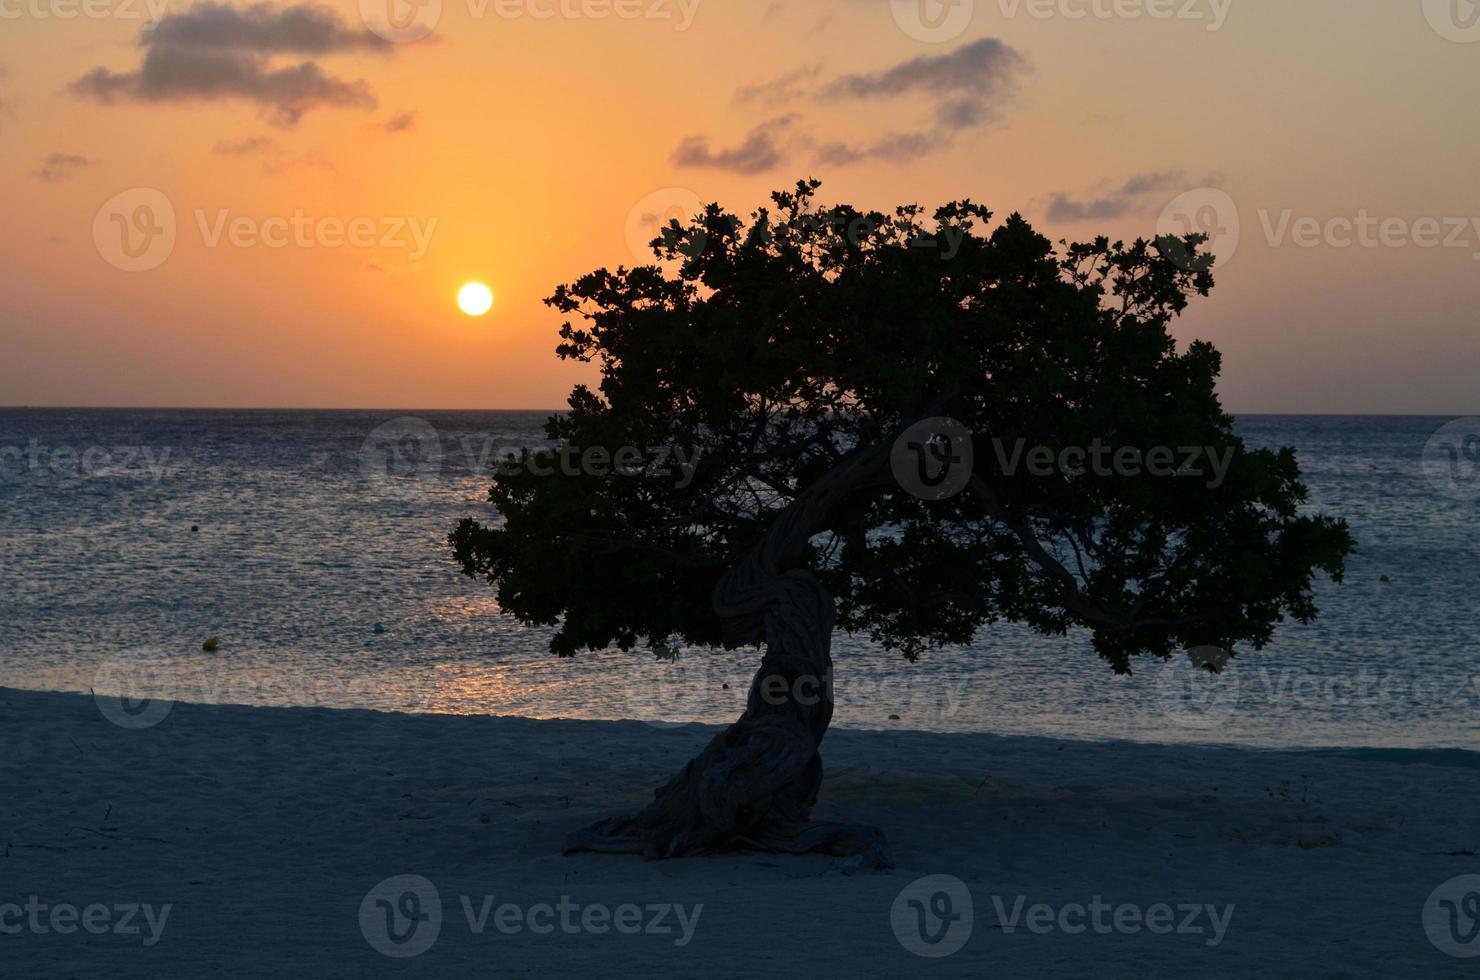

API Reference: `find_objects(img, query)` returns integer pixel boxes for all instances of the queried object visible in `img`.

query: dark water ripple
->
[0,409,1475,749]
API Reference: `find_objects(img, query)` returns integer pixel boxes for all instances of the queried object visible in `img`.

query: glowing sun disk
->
[458,282,494,316]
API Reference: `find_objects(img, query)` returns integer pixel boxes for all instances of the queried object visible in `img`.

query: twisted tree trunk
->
[563,443,894,868]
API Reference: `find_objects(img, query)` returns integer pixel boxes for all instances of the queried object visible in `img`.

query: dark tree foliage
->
[451,180,1352,865]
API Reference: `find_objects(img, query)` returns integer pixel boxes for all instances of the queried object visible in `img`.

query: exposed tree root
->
[562,715,892,869]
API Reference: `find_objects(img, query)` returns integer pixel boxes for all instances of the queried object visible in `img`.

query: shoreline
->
[5,685,1478,977]
[13,674,1480,756]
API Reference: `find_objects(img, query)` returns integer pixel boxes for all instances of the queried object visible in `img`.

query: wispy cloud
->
[677,39,1028,173]
[262,150,343,179]
[69,2,384,127]
[1044,172,1185,223]
[35,153,94,181]
[672,115,795,175]
[0,64,12,132]
[381,110,416,134]
[821,38,1025,129]
[145,1,389,53]
[735,64,822,107]
[816,131,938,166]
[213,136,275,155]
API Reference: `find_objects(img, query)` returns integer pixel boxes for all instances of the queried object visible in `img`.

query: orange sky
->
[2,0,1478,412]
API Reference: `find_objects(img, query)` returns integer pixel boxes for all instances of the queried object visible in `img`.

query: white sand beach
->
[4,685,1478,978]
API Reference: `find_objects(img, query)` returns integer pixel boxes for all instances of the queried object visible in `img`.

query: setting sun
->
[458,282,494,317]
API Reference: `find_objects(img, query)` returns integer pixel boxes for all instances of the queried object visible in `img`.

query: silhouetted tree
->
[451,180,1352,867]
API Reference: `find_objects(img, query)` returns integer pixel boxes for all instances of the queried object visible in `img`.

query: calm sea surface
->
[1,409,1476,750]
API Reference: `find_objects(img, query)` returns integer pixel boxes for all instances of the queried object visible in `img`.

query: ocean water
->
[0,409,1476,750]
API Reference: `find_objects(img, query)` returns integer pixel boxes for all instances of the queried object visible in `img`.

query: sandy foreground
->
[3,685,1478,978]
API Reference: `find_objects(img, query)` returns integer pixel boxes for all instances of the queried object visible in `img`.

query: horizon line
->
[0,405,1473,418]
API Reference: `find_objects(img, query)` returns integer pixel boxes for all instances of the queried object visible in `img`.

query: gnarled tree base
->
[564,478,898,870]
[562,714,893,869]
